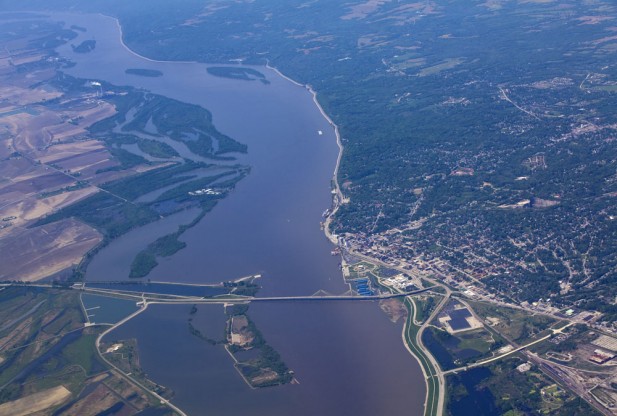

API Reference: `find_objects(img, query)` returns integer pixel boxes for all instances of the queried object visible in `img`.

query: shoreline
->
[224,345,257,390]
[267,61,439,415]
[105,12,347,245]
[70,12,432,416]
[110,15,431,414]
[264,61,345,246]
[402,303,432,412]
[107,13,197,65]
[94,302,188,416]
[106,8,347,246]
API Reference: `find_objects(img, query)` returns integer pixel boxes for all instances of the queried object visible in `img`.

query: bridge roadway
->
[196,287,429,303]
[83,280,225,287]
[78,285,432,304]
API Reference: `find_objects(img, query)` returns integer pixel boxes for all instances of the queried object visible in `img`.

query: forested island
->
[125,68,163,77]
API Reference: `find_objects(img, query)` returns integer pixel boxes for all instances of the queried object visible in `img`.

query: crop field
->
[0,218,101,281]
[0,17,249,284]
[0,286,171,415]
[0,385,72,416]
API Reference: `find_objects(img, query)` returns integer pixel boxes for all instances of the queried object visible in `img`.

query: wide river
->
[51,12,426,415]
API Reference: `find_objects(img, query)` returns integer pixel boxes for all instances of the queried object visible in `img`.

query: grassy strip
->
[403,297,441,416]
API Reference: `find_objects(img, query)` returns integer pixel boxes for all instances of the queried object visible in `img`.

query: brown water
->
[46,12,426,415]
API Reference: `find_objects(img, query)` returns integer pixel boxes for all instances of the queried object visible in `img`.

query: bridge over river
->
[75,284,433,305]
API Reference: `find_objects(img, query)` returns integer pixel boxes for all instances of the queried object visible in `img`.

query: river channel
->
[49,12,425,415]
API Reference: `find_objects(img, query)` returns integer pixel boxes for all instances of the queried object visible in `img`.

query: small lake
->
[46,12,426,415]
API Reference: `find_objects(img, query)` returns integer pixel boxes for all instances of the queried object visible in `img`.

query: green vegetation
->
[403,297,440,416]
[126,167,247,277]
[102,162,201,200]
[457,332,496,354]
[109,146,149,169]
[102,134,180,159]
[130,232,186,278]
[137,139,179,158]
[39,181,89,198]
[447,358,598,416]
[125,68,163,77]
[34,192,159,239]
[188,321,224,346]
[528,325,615,372]
[422,326,499,371]
[531,325,589,357]
[142,233,186,258]
[31,71,251,278]
[4,1,617,413]
[236,344,291,388]
[19,329,105,395]
[184,291,291,388]
[346,261,376,281]
[101,338,174,401]
[129,252,158,279]
[91,90,247,158]
[413,295,440,324]
[71,39,95,53]
[34,0,617,324]
[39,160,247,280]
[32,72,249,280]
[0,287,93,402]
[225,301,293,388]
[225,303,249,316]
[155,170,244,205]
[207,66,269,84]
[469,300,559,344]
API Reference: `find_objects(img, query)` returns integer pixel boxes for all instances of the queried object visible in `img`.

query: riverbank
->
[95,302,189,416]
[345,248,449,416]
[54,11,426,416]
[265,61,346,247]
[264,62,444,415]
[112,10,346,246]
[109,14,197,65]
[402,299,440,416]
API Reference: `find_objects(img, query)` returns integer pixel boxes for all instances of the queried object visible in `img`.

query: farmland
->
[0,17,248,282]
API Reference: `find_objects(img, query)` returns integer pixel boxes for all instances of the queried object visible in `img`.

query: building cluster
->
[338,213,617,335]
[589,335,617,364]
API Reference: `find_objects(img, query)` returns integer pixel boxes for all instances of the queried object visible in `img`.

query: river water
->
[49,12,425,415]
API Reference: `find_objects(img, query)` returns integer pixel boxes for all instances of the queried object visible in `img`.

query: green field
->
[446,357,598,416]
[403,297,440,416]
[468,300,558,344]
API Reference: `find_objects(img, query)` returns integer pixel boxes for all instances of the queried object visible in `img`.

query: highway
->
[344,250,452,416]
[76,283,433,416]
[411,292,450,416]
[94,304,188,416]
[442,323,574,376]
[4,275,600,416]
